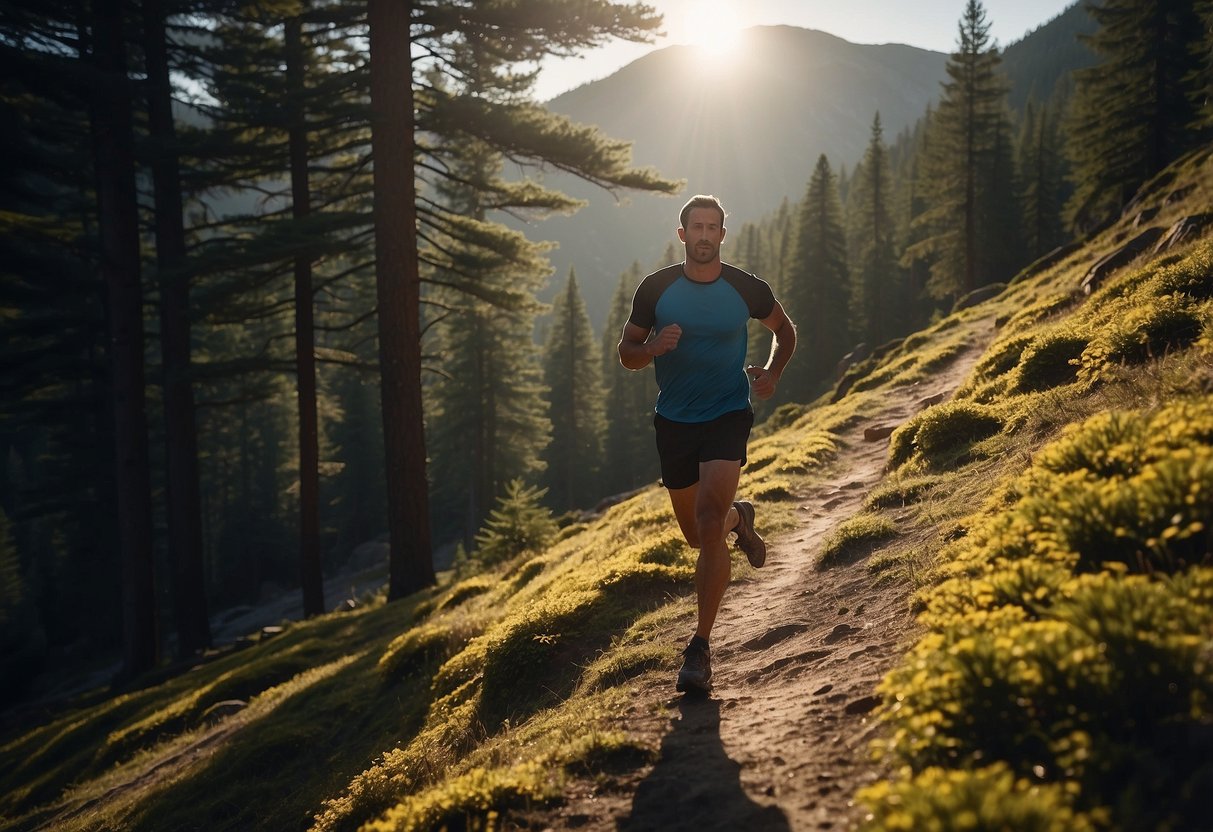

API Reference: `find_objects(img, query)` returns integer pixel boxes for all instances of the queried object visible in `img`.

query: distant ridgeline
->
[530,9,1097,330]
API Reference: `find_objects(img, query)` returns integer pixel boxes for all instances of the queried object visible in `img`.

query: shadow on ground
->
[619,694,790,832]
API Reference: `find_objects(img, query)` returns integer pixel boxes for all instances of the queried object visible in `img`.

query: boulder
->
[202,699,247,725]
[1153,213,1213,254]
[1014,241,1083,283]
[863,425,895,442]
[1080,227,1165,294]
[1131,206,1160,227]
[834,343,870,381]
[952,282,1007,312]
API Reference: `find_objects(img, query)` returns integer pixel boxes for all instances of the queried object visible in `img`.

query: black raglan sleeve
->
[723,265,776,320]
[627,265,681,330]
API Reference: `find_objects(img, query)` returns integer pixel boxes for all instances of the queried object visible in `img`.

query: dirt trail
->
[538,325,993,832]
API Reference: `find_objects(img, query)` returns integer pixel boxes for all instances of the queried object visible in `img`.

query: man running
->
[618,194,797,693]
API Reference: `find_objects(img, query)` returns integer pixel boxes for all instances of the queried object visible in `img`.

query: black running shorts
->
[653,407,754,490]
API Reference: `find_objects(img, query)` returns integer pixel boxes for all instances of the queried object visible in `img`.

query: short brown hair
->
[679,194,726,229]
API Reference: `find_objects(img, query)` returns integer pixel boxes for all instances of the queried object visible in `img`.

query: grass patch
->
[864,474,941,510]
[818,514,898,569]
[1010,328,1090,392]
[888,401,1005,471]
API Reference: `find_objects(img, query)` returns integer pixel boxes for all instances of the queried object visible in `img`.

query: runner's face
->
[679,207,725,265]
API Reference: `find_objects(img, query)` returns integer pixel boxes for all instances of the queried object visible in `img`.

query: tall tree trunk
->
[369,0,435,598]
[89,0,157,678]
[472,196,491,539]
[142,0,211,656]
[964,71,978,295]
[565,295,576,511]
[468,308,486,550]
[286,15,325,617]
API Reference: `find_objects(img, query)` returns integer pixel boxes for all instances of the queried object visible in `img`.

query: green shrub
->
[859,764,1100,832]
[818,514,897,568]
[873,396,1213,831]
[636,532,690,566]
[889,402,1004,470]
[887,420,920,469]
[773,430,836,474]
[378,617,482,682]
[758,402,808,435]
[751,476,797,501]
[473,539,692,727]
[362,761,557,832]
[967,333,1034,387]
[914,402,1003,459]
[475,589,611,727]
[865,475,940,509]
[506,556,549,589]
[1000,402,1213,575]
[1032,410,1149,479]
[577,641,672,693]
[1082,294,1203,373]
[1011,330,1090,392]
[880,571,1213,831]
[438,575,497,611]
[1147,239,1213,300]
[998,291,1080,333]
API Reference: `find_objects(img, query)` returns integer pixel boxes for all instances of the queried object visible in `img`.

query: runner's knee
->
[695,505,728,542]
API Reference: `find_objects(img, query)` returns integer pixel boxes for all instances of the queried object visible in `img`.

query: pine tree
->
[419,48,555,550]
[202,382,297,607]
[0,2,127,659]
[191,4,372,615]
[323,370,386,563]
[1065,0,1206,229]
[1198,0,1213,128]
[89,0,158,678]
[849,114,905,347]
[472,480,558,569]
[365,0,679,596]
[1017,99,1066,260]
[430,295,550,547]
[892,112,936,327]
[747,200,796,407]
[0,508,45,705]
[980,106,1025,283]
[783,155,851,399]
[907,0,1017,299]
[141,0,212,653]
[542,270,606,513]
[284,12,324,618]
[600,263,658,495]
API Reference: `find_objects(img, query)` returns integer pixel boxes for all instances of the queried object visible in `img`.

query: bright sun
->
[682,0,744,55]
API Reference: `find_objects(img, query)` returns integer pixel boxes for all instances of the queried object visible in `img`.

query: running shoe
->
[733,499,767,568]
[676,640,712,693]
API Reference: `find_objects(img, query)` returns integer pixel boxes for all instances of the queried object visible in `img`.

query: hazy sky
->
[534,0,1078,101]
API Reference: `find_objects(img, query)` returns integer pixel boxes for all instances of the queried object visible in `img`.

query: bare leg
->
[667,461,741,640]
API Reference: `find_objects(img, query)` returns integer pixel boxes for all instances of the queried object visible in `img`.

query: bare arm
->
[746,301,796,400]
[618,321,682,370]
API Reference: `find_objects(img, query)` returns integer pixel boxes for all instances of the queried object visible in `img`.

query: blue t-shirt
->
[628,263,775,423]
